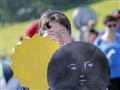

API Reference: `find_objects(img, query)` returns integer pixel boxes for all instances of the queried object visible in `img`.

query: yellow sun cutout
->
[11,34,59,90]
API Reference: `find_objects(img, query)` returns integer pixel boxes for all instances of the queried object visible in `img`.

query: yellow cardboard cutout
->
[11,34,59,90]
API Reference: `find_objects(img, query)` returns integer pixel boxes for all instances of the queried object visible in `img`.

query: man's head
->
[41,11,71,35]
[47,42,110,90]
[104,15,117,31]
[39,11,72,45]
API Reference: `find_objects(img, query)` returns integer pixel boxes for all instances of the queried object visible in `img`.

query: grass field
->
[0,0,120,56]
[0,21,32,55]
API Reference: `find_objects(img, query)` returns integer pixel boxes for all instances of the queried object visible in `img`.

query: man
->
[94,15,120,90]
[39,11,73,46]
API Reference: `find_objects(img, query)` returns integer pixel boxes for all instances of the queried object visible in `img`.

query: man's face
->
[105,21,117,31]
[48,21,69,40]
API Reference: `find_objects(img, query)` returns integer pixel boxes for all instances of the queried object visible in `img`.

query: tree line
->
[0,0,99,24]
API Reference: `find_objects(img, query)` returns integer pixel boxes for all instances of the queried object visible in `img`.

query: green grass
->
[0,0,120,56]
[0,21,32,55]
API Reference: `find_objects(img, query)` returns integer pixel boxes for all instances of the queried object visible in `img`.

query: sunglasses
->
[39,21,52,36]
[43,22,52,30]
[107,24,116,28]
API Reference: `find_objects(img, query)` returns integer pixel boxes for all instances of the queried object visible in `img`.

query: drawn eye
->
[83,61,94,70]
[68,64,77,70]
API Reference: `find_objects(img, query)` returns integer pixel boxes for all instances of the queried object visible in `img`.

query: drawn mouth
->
[78,75,87,86]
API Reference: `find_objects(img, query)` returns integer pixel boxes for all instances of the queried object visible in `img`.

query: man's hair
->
[104,15,117,25]
[41,11,72,35]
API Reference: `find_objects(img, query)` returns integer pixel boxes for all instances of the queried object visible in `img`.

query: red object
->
[25,20,40,38]
[90,34,98,42]
[115,14,120,18]
[113,10,120,18]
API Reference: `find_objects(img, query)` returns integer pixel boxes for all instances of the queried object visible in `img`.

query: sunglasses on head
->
[107,24,116,28]
[39,21,51,31]
[43,21,51,30]
[39,21,52,36]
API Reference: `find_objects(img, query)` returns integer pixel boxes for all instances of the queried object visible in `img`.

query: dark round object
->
[47,41,110,90]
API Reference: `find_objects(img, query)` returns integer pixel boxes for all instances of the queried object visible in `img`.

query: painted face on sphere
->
[47,42,110,90]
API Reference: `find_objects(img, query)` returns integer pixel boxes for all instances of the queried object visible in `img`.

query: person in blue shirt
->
[94,15,120,90]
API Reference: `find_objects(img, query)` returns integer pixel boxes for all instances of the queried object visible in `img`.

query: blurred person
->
[94,15,120,90]
[0,64,29,90]
[0,64,22,90]
[112,10,120,34]
[81,19,98,42]
[73,7,98,42]
[39,11,72,46]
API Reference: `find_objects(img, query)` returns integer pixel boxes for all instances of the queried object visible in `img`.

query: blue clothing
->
[116,27,120,34]
[94,34,120,79]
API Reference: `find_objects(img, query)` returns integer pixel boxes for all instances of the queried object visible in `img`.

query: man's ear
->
[59,30,69,36]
